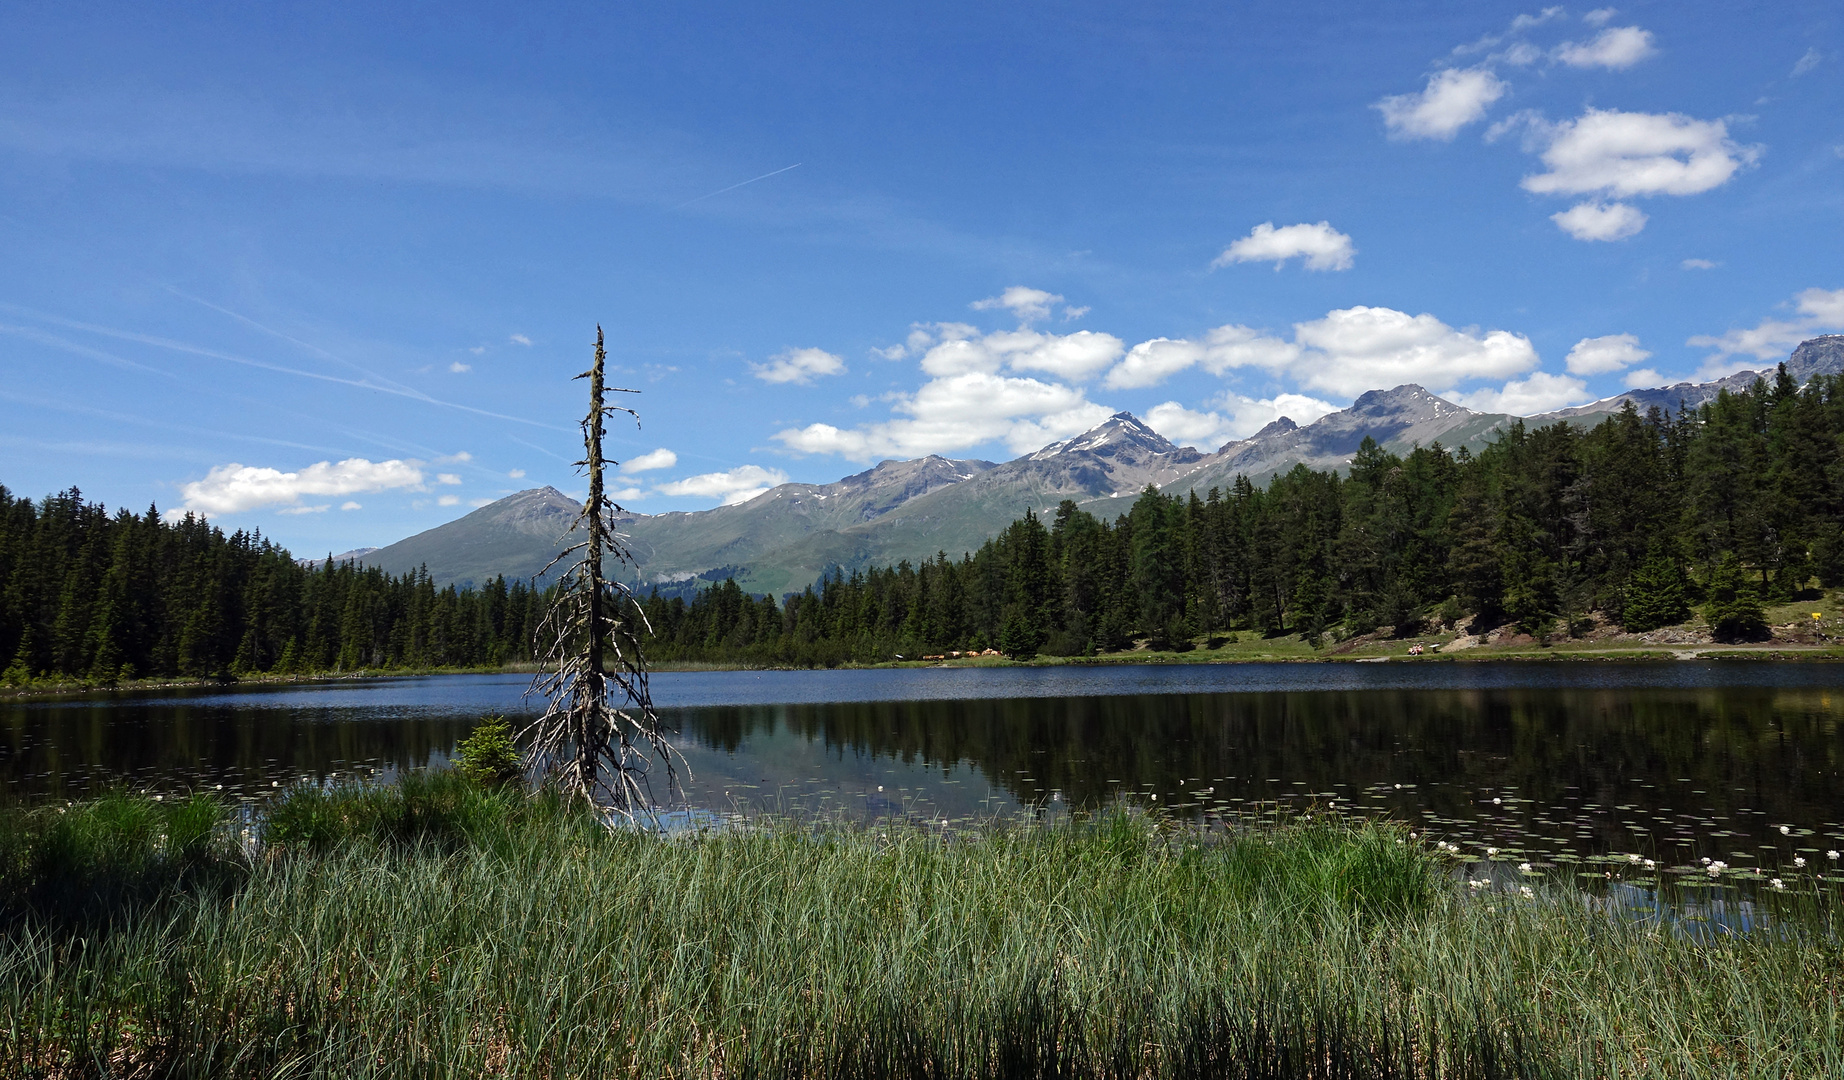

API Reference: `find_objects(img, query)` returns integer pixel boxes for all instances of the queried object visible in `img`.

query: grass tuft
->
[0,779,1838,1077]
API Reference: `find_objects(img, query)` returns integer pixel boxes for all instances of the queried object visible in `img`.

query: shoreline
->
[6,639,1844,703]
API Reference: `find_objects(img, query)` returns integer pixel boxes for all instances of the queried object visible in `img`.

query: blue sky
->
[2,1,1840,557]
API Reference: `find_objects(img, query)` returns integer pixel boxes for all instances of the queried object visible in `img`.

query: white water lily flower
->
[1518,862,1533,873]
[1519,886,1534,899]
[1771,878,1785,890]
[1492,797,1502,805]
[1701,857,1712,865]
[1627,854,1642,864]
[1487,847,1498,856]
[1781,825,1792,835]
[1644,859,1656,870]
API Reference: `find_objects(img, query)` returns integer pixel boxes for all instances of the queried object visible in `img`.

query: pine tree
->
[1702,552,1768,642]
[1622,543,1690,631]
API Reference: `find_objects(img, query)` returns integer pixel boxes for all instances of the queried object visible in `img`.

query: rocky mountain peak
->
[1787,335,1844,384]
[1032,411,1180,461]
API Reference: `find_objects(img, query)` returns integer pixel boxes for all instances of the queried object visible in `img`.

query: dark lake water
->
[4,663,1842,883]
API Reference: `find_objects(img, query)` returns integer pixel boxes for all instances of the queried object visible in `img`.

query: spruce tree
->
[1702,552,1769,642]
[1622,543,1690,631]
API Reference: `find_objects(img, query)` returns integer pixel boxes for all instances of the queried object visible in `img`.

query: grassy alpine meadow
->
[1,774,1840,1079]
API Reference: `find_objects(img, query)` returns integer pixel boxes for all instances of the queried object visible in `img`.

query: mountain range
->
[346,336,1844,595]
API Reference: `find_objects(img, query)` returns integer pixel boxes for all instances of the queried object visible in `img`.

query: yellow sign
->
[1815,613,1825,620]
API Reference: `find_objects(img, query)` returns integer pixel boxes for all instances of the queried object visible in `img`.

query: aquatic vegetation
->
[0,779,1840,1078]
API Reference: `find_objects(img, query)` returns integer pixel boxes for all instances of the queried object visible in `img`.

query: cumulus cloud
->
[1451,371,1591,414]
[1565,333,1651,375]
[1554,25,1656,69]
[509,334,532,346]
[340,501,362,511]
[438,494,461,507]
[1551,200,1648,241]
[1145,393,1341,449]
[1687,287,1844,363]
[1289,307,1539,397]
[1103,308,1536,399]
[449,361,472,373]
[655,465,791,506]
[752,346,847,385]
[1212,221,1355,272]
[776,370,1111,462]
[1376,67,1507,140]
[172,457,426,518]
[1583,8,1617,27]
[619,447,679,474]
[1792,48,1824,77]
[1104,325,1299,390]
[971,286,1070,323]
[1681,258,1719,270]
[508,468,526,479]
[910,324,1125,381]
[1522,109,1757,199]
[1623,368,1664,388]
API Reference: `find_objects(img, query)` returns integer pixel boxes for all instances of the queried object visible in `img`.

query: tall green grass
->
[0,775,1838,1078]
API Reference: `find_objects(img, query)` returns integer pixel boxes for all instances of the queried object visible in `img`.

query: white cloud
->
[469,345,486,356]
[751,346,846,385]
[1554,26,1656,69]
[435,473,461,485]
[1583,8,1617,27]
[610,486,644,502]
[1376,67,1507,141]
[1521,109,1757,199]
[1104,325,1298,390]
[1212,221,1356,272]
[915,325,1125,381]
[277,504,330,515]
[1513,7,1565,30]
[1622,368,1664,388]
[508,468,526,479]
[655,464,791,506]
[340,501,362,511]
[1290,306,1539,397]
[620,447,679,474]
[1565,333,1651,375]
[971,286,1067,323]
[1103,308,1535,398]
[1144,402,1233,448]
[449,361,471,373]
[1687,287,1844,362]
[1681,258,1719,270]
[438,494,461,507]
[1792,48,1824,77]
[775,370,1110,462]
[1451,371,1590,414]
[1551,200,1648,241]
[509,333,532,346]
[172,457,426,518]
[1145,393,1341,448]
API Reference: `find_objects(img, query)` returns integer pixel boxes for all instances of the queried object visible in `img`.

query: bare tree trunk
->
[525,326,682,817]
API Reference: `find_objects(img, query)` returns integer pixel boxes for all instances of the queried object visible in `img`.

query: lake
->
[4,662,1842,879]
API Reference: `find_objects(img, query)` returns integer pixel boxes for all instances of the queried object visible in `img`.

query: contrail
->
[673,163,802,210]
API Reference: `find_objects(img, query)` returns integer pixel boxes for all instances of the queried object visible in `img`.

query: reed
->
[0,776,1838,1078]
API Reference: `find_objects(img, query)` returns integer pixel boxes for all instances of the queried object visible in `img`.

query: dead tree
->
[525,326,682,815]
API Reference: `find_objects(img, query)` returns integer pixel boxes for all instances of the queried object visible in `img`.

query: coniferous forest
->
[4,369,1841,684]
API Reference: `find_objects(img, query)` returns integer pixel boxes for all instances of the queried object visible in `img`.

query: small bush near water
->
[0,776,1839,1078]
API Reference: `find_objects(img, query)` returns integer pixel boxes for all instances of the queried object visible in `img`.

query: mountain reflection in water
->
[2,664,1840,872]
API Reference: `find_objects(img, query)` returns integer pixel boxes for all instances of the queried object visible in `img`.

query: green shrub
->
[454,714,523,788]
